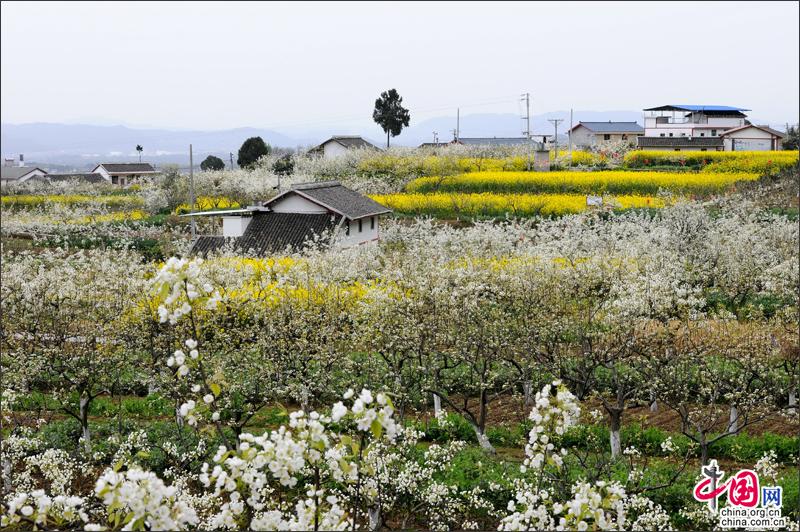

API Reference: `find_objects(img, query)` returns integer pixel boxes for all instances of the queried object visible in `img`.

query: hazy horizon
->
[2,1,799,133]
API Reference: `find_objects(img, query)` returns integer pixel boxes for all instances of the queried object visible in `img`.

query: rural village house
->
[0,165,48,185]
[91,163,159,185]
[189,181,392,256]
[636,105,784,151]
[308,136,380,159]
[568,121,644,148]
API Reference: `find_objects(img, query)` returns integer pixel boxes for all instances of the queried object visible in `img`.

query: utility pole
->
[569,109,574,167]
[456,108,460,141]
[229,152,234,170]
[548,118,564,159]
[521,92,531,170]
[433,131,438,144]
[189,144,196,238]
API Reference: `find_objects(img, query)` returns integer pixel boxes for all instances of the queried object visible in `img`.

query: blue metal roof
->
[644,105,750,112]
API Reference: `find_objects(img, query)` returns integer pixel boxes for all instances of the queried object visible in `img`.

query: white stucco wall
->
[722,127,778,151]
[269,193,329,213]
[336,216,380,248]
[322,141,349,159]
[93,166,111,181]
[17,169,48,182]
[222,216,252,237]
[570,126,596,147]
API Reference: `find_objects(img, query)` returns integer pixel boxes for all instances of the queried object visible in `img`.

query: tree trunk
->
[609,411,622,459]
[175,403,184,429]
[649,390,658,412]
[367,504,382,532]
[387,130,390,149]
[2,457,12,495]
[728,405,739,434]
[433,393,442,417]
[472,424,495,454]
[79,394,91,455]
[789,390,797,414]
[299,386,311,413]
[523,379,534,408]
[700,437,709,466]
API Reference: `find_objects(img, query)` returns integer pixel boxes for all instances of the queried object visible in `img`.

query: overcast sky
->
[2,1,798,130]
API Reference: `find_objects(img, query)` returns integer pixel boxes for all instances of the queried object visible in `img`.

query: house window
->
[370,216,375,230]
[701,148,707,152]
[674,148,681,151]
[711,129,717,136]
[621,134,628,140]
[700,132,705,137]
[660,133,665,137]
[669,133,674,137]
[603,134,610,141]
[358,219,363,233]
[346,222,350,236]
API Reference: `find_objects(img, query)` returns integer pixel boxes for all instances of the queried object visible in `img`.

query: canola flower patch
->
[624,150,798,174]
[405,170,757,196]
[1,194,145,209]
[370,192,665,218]
[174,196,241,215]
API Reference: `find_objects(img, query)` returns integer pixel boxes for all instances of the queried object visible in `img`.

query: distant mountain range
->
[2,110,647,168]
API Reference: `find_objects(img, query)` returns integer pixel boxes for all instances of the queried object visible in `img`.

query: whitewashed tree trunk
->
[367,504,382,531]
[789,390,797,414]
[433,394,442,417]
[299,387,310,414]
[649,391,658,412]
[610,429,621,459]
[2,457,12,494]
[729,405,739,434]
[472,425,495,454]
[147,381,159,395]
[609,412,622,459]
[175,405,184,429]
[79,395,91,454]
[523,379,533,408]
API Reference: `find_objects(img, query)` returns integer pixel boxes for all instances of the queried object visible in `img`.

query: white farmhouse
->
[0,166,48,185]
[91,163,159,185]
[308,136,380,159]
[189,181,392,256]
[568,122,643,148]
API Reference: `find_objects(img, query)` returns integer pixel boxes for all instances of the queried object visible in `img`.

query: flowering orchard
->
[2,184,799,529]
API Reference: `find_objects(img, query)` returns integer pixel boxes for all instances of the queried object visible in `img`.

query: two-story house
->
[638,105,749,151]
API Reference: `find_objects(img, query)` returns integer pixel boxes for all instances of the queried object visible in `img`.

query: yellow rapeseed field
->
[405,170,757,196]
[624,150,798,174]
[370,192,665,218]
[174,196,241,214]
[1,194,144,209]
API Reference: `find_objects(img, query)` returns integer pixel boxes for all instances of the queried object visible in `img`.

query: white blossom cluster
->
[522,380,580,472]
[94,467,198,530]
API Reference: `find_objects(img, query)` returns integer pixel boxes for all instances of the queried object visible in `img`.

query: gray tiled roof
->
[311,136,380,152]
[1,167,46,180]
[457,137,531,146]
[637,137,723,148]
[96,163,157,173]
[574,122,644,134]
[191,212,341,257]
[268,181,392,220]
